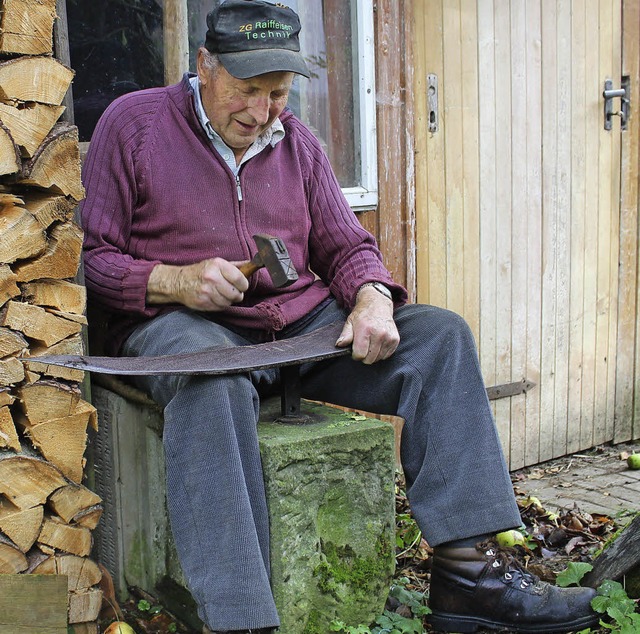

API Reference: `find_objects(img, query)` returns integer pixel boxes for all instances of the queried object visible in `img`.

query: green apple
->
[628,453,640,470]
[104,623,136,634]
[495,529,526,548]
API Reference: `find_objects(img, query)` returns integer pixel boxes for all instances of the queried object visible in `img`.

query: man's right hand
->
[146,258,249,311]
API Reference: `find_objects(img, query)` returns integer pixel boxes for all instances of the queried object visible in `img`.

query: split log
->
[0,498,43,552]
[38,515,92,556]
[0,325,27,356]
[0,403,20,450]
[16,380,81,422]
[21,279,87,314]
[72,506,103,531]
[22,191,76,229]
[0,119,20,174]
[16,397,97,482]
[0,386,13,406]
[0,532,28,572]
[31,553,102,592]
[48,483,101,524]
[0,55,74,105]
[0,355,24,385]
[0,264,19,302]
[23,333,85,382]
[0,264,19,305]
[0,198,47,263]
[0,0,57,55]
[18,121,84,201]
[0,100,65,156]
[0,451,66,509]
[13,220,83,282]
[0,299,83,346]
[68,587,103,624]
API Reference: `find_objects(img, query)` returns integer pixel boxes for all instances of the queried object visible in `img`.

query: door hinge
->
[603,76,630,131]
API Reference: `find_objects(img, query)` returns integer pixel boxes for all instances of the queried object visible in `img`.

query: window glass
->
[67,0,164,142]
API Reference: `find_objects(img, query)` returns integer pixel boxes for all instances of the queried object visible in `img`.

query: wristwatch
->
[358,281,393,301]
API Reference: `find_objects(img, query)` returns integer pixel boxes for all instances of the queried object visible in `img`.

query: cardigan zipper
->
[235,174,243,201]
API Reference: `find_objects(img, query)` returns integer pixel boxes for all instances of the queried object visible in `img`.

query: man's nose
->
[247,95,270,125]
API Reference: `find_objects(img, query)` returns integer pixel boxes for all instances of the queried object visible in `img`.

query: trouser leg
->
[122,310,280,631]
[299,302,522,546]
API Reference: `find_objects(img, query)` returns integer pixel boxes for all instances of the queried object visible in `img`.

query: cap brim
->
[219,49,311,79]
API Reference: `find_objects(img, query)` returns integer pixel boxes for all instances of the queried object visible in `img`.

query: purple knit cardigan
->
[80,74,407,352]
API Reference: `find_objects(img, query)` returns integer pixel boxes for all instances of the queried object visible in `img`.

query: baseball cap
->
[205,0,311,79]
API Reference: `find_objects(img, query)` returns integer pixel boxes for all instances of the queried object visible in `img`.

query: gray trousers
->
[122,300,521,631]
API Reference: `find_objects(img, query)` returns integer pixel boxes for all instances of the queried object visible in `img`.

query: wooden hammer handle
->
[238,261,262,278]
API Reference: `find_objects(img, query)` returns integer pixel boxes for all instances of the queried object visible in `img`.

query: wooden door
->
[414,1,631,469]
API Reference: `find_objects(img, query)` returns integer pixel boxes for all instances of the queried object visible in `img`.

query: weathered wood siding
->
[413,0,638,469]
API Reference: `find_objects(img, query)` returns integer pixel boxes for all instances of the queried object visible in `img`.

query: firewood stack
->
[0,1,103,631]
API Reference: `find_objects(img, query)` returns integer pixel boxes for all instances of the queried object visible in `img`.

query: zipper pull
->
[235,174,243,201]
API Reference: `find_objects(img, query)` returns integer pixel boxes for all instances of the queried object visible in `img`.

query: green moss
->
[313,532,394,604]
[302,609,324,634]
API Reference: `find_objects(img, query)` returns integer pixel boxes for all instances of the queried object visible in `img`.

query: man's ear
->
[196,48,207,85]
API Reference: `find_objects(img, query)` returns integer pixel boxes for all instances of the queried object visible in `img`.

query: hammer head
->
[252,234,298,288]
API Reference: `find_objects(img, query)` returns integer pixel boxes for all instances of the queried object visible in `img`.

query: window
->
[67,0,377,211]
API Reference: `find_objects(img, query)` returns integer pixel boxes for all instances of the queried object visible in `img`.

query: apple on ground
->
[627,453,640,470]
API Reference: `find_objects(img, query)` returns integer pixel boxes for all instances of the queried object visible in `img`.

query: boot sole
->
[428,610,600,633]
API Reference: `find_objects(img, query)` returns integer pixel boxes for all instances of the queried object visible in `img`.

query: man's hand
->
[147,258,249,311]
[336,285,399,364]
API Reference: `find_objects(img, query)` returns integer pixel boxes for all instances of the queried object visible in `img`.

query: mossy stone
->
[259,400,396,634]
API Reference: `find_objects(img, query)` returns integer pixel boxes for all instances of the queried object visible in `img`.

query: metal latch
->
[427,74,438,133]
[603,77,630,130]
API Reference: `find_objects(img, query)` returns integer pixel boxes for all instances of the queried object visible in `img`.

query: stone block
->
[91,385,396,634]
[259,399,396,634]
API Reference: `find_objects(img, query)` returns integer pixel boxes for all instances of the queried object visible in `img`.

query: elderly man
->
[80,2,599,633]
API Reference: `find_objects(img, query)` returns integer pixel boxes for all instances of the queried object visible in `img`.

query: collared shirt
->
[190,76,285,176]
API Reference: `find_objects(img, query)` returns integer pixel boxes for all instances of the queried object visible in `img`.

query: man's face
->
[197,51,294,160]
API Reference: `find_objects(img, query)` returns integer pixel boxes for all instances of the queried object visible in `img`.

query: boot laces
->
[477,540,543,592]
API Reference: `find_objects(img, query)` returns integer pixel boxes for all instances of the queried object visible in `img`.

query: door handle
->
[603,77,630,131]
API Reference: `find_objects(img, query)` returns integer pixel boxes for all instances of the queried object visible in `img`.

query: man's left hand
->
[336,286,399,364]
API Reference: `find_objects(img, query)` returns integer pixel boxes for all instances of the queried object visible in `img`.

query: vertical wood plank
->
[567,0,587,455]
[477,0,498,421]
[539,0,560,462]
[493,0,513,460]
[595,0,621,446]
[617,0,640,442]
[553,0,573,459]
[443,0,465,316]
[578,0,609,449]
[608,0,623,441]
[164,0,189,85]
[375,0,414,293]
[509,0,527,469]
[413,0,429,302]
[419,0,447,308]
[460,1,480,340]
[524,1,543,467]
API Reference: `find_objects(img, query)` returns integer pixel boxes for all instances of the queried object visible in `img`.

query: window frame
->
[343,0,378,212]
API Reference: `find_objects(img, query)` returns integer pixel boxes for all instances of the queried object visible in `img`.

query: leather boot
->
[428,541,599,633]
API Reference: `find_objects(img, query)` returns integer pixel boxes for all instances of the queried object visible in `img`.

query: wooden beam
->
[0,574,68,633]
[163,0,189,85]
[53,0,74,123]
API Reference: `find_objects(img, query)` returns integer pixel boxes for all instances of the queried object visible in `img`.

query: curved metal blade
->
[28,321,349,376]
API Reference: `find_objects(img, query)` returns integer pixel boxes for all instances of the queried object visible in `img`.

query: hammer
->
[237,234,298,288]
